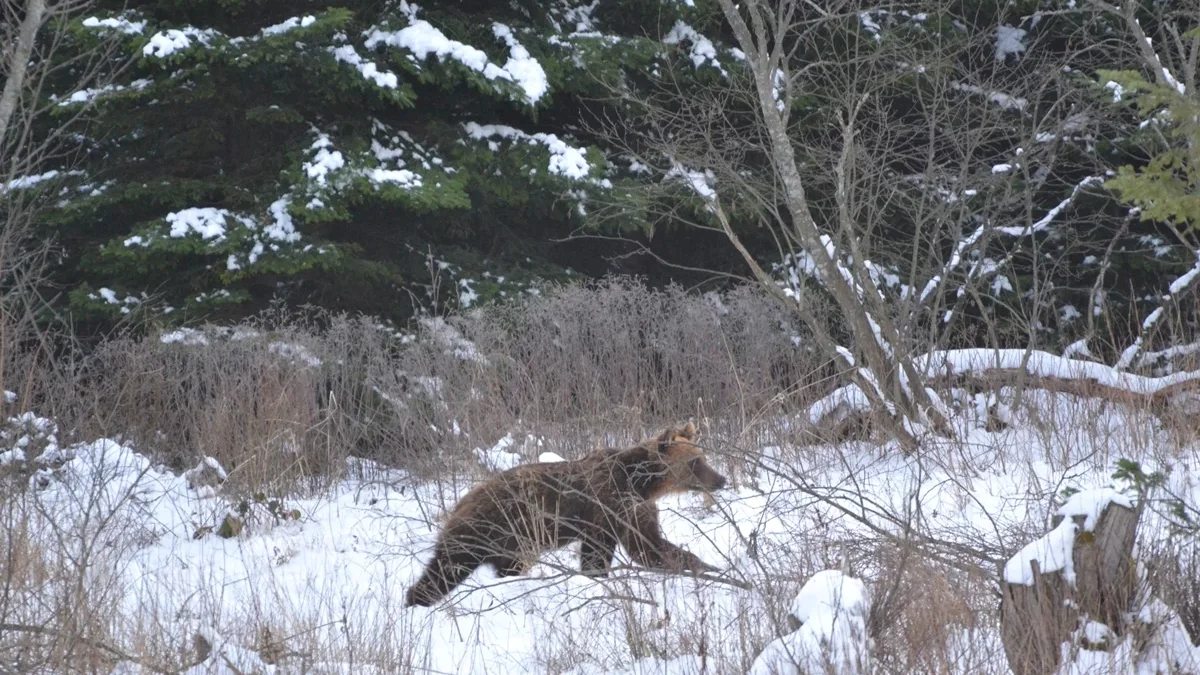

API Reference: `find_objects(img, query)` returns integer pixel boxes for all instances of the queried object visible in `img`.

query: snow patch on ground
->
[7,387,1199,674]
[160,327,209,346]
[475,433,523,472]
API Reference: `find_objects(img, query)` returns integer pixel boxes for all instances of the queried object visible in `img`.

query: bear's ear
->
[656,428,674,454]
[678,422,697,441]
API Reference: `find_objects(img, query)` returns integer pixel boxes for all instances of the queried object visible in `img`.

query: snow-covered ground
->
[3,387,1199,674]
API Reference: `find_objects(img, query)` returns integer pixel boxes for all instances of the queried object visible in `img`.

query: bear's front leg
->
[579,528,617,576]
[621,501,719,574]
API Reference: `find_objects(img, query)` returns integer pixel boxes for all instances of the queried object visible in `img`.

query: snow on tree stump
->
[999,489,1140,675]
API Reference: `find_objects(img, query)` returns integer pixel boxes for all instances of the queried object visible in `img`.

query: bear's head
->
[654,422,727,495]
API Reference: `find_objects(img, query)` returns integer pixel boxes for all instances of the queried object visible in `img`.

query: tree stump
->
[999,491,1141,675]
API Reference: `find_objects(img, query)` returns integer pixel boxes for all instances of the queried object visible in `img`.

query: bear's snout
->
[688,459,728,492]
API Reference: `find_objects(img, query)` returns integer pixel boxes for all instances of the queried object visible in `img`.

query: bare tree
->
[1,0,129,365]
[0,0,49,148]
[1,3,133,668]
[591,0,1130,449]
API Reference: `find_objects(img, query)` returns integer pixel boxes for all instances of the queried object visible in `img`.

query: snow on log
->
[916,349,1200,396]
[806,348,1200,427]
[999,489,1140,675]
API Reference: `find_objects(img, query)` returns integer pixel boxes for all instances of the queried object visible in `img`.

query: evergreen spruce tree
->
[21,0,719,328]
[9,0,1197,355]
[1102,40,1200,230]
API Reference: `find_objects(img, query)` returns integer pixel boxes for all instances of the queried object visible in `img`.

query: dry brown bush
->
[14,279,824,491]
[1145,541,1200,648]
[867,542,984,674]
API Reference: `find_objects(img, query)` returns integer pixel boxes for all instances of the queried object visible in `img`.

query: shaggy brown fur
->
[405,423,727,607]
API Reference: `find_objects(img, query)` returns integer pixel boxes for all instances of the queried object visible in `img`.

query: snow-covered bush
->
[750,571,872,675]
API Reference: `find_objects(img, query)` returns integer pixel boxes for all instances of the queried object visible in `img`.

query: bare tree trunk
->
[714,0,950,449]
[0,0,48,154]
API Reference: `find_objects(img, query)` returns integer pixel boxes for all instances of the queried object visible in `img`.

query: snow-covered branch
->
[809,347,1200,426]
[1115,251,1200,370]
[924,175,1103,327]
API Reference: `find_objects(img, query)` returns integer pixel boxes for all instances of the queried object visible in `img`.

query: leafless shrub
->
[15,279,824,489]
[867,539,984,674]
[1144,541,1200,647]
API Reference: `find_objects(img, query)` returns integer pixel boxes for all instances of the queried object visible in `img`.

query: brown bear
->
[404,422,727,607]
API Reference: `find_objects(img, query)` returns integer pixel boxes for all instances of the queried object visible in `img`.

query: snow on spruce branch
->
[115,199,310,274]
[464,123,591,180]
[303,133,347,189]
[330,45,400,89]
[368,119,450,187]
[142,26,222,59]
[301,127,451,207]
[85,11,328,64]
[364,2,548,105]
[0,169,84,193]
[491,24,548,103]
[261,15,316,37]
[81,15,146,35]
[87,287,143,315]
[662,21,726,77]
[55,79,152,107]
[166,208,249,241]
[549,0,601,35]
[226,197,304,271]
[665,163,716,203]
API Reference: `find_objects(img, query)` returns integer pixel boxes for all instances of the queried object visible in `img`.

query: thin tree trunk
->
[0,0,49,155]
[715,0,950,448]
